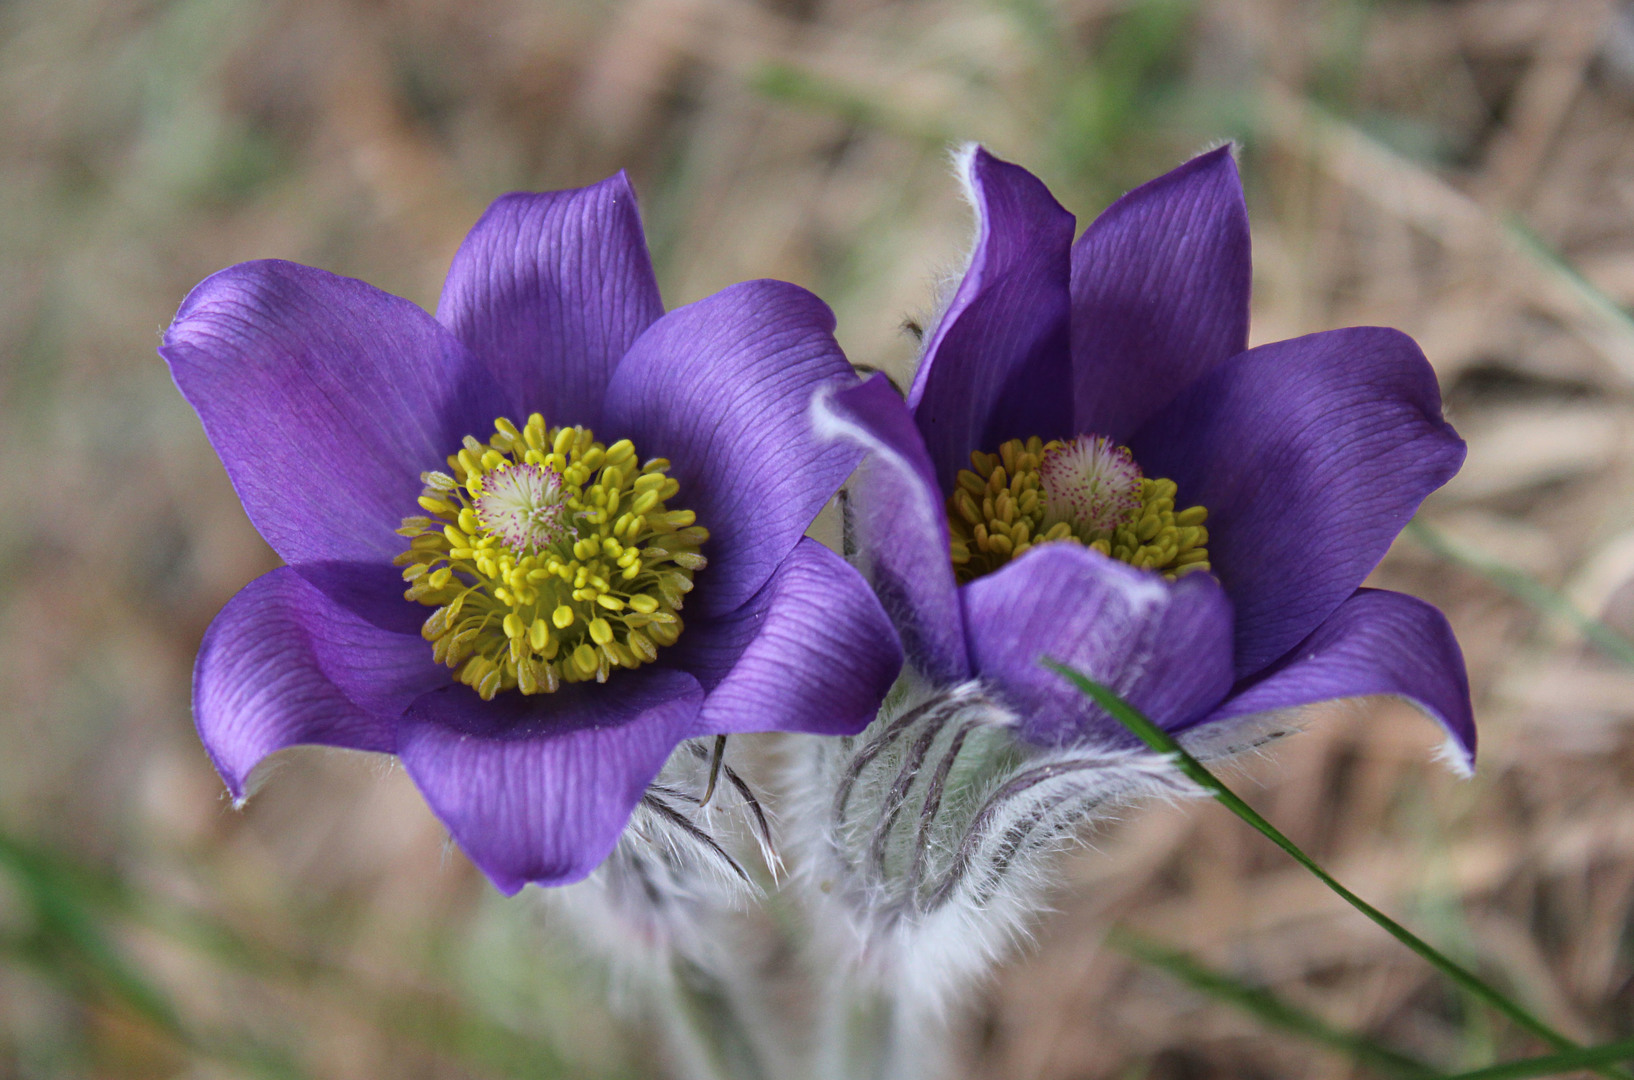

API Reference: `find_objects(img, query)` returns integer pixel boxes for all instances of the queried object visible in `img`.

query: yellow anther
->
[945,435,1209,584]
[628,631,657,662]
[398,419,705,696]
[419,496,455,515]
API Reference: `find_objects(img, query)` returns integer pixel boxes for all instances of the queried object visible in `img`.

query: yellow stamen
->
[396,415,708,699]
[945,435,1209,584]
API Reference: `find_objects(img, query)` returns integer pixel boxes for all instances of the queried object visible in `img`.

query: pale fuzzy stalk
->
[657,955,784,1080]
[546,692,1316,1080]
[785,675,1200,1078]
[547,738,797,1080]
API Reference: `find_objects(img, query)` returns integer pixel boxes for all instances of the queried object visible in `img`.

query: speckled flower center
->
[473,462,569,551]
[945,434,1210,584]
[393,414,708,700]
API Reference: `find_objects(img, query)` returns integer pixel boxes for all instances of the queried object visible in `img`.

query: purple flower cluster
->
[165,146,1474,896]
[164,175,901,893]
[818,146,1473,764]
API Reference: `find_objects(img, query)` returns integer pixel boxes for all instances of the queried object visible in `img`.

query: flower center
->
[945,434,1210,584]
[473,462,568,551]
[394,414,708,700]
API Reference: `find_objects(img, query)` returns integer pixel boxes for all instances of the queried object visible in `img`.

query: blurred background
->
[4,0,1634,1075]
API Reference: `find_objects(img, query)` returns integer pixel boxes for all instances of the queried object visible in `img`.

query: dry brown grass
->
[4,0,1634,1076]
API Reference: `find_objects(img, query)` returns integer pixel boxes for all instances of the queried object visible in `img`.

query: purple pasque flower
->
[816,145,1475,768]
[164,172,903,894]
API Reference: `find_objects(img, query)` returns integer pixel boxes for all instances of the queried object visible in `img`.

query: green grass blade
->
[0,830,186,1036]
[1502,216,1634,355]
[1042,660,1625,1079]
[0,827,618,1080]
[1439,1038,1634,1080]
[1109,929,1437,1078]
[0,833,310,1079]
[1405,519,1634,670]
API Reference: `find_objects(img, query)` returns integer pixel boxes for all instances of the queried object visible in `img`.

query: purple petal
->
[962,545,1235,748]
[293,561,424,635]
[195,567,448,800]
[1192,589,1476,772]
[603,280,860,618]
[813,373,970,684]
[1071,146,1251,441]
[162,260,508,575]
[397,669,704,893]
[665,538,902,736]
[1131,327,1465,678]
[909,147,1076,493]
[437,173,665,429]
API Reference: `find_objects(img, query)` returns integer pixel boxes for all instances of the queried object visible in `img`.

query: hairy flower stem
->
[813,986,955,1080]
[662,957,780,1080]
